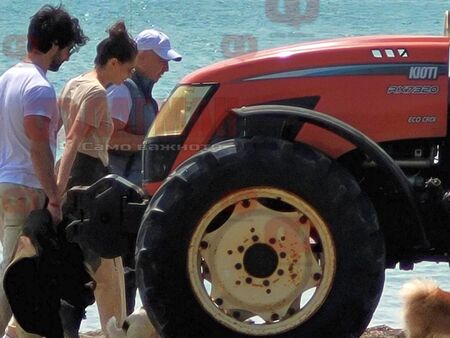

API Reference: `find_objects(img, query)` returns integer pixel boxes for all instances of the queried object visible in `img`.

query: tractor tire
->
[136,137,385,338]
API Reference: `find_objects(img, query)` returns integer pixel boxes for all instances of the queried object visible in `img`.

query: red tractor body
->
[133,31,450,337]
[99,15,450,338]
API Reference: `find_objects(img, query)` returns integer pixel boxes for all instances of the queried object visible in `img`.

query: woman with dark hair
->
[57,21,137,337]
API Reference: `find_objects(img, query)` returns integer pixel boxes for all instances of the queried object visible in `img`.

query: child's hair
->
[94,21,137,67]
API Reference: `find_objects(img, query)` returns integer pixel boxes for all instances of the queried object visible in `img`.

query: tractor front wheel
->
[136,137,385,338]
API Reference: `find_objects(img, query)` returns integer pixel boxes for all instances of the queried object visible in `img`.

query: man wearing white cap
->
[107,29,181,315]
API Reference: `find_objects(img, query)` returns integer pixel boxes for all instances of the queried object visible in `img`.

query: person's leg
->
[59,301,84,338]
[0,184,45,335]
[4,237,41,338]
[121,157,142,315]
[93,257,126,332]
[122,234,137,315]
[0,184,8,333]
[60,153,112,335]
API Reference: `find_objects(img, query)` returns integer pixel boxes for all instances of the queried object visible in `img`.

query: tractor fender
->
[233,104,429,250]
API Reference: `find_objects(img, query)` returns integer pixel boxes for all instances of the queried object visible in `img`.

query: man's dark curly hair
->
[27,4,88,53]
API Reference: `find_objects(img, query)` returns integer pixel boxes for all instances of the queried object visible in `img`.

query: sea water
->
[1,0,450,331]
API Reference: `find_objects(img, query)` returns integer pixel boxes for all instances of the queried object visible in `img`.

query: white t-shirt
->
[107,84,132,123]
[0,62,58,188]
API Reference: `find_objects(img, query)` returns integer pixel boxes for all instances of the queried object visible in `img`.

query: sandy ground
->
[80,331,104,338]
[361,326,405,338]
[80,325,406,338]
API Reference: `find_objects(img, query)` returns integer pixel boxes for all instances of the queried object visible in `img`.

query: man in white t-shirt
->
[0,5,87,337]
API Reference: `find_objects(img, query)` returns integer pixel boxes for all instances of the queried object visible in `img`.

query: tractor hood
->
[181,35,450,84]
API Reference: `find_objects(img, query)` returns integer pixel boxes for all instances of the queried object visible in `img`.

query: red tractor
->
[66,11,450,338]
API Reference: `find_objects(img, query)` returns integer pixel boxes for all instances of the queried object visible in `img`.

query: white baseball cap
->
[135,29,182,61]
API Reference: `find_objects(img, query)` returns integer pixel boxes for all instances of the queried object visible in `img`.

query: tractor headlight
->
[148,84,216,137]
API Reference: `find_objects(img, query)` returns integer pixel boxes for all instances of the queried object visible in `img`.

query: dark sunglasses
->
[68,44,79,56]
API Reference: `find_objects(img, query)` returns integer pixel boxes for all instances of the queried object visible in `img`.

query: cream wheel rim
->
[187,187,336,335]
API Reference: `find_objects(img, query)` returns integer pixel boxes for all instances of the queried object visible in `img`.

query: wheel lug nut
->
[235,280,241,285]
[235,263,242,270]
[215,298,223,306]
[299,215,308,224]
[250,227,255,233]
[280,252,287,258]
[277,269,284,276]
[252,235,259,242]
[271,313,279,321]
[269,238,276,244]
[245,277,252,284]
[266,289,271,294]
[227,250,233,255]
[238,246,245,253]
[314,273,322,281]
[263,280,270,286]
[281,236,286,241]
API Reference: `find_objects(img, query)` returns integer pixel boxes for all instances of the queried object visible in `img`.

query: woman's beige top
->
[59,75,113,166]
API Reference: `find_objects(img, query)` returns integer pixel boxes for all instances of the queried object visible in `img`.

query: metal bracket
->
[63,174,149,258]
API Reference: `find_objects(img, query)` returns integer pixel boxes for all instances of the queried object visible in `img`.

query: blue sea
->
[1,0,450,332]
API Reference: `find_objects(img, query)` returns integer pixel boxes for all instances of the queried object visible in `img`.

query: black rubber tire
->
[136,137,385,338]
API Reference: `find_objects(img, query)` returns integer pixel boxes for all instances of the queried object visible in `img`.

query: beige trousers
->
[0,183,46,338]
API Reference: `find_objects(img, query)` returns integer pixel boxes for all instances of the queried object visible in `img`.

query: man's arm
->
[107,84,144,151]
[23,115,62,222]
[109,118,144,151]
